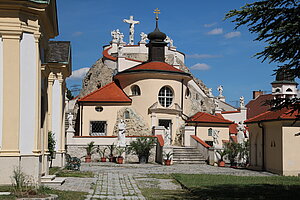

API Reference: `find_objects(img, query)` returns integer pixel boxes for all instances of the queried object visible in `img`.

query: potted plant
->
[127,137,156,163]
[216,149,227,167]
[107,143,116,162]
[98,147,107,162]
[84,141,96,162]
[163,151,173,166]
[116,147,126,164]
[224,142,239,167]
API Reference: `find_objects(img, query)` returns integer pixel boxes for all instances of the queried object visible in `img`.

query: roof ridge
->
[79,82,115,101]
[245,110,272,123]
[192,111,233,123]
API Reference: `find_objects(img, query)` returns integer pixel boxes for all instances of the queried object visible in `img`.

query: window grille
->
[90,121,107,136]
[158,86,173,107]
[124,111,130,119]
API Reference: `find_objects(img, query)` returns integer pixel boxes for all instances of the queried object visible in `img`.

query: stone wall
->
[66,144,157,163]
[113,108,151,136]
[78,58,114,99]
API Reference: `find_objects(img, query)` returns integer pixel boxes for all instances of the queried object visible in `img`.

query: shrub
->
[127,137,156,163]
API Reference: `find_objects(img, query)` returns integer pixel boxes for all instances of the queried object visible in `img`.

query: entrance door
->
[159,119,172,144]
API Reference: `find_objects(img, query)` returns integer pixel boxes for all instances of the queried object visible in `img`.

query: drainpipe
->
[80,103,83,136]
[194,123,197,136]
[258,122,265,170]
[181,79,184,112]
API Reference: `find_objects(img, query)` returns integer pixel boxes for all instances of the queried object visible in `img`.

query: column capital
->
[1,32,22,40]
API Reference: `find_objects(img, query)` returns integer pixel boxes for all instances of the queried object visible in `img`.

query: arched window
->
[275,88,281,93]
[131,85,141,96]
[286,88,293,92]
[124,111,130,119]
[158,86,173,107]
[208,128,213,136]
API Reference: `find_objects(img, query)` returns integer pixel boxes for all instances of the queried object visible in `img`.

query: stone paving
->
[49,162,276,200]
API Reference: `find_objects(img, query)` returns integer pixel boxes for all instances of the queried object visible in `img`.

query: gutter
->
[258,122,265,170]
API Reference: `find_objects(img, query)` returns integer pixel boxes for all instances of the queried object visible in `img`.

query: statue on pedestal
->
[140,32,148,43]
[239,96,245,108]
[212,129,220,147]
[117,119,126,147]
[217,85,223,97]
[164,127,171,146]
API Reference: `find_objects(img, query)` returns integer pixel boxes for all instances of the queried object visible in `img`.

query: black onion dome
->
[148,27,166,41]
[272,67,297,84]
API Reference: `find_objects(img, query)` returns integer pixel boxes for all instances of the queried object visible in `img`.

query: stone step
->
[173,160,206,164]
[41,177,66,186]
[173,157,205,161]
[41,175,56,182]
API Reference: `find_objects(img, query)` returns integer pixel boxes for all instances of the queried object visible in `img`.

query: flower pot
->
[139,156,147,164]
[85,155,91,163]
[165,159,171,166]
[117,157,123,164]
[218,161,225,167]
[101,157,106,162]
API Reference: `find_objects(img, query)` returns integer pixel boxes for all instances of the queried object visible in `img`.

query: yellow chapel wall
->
[195,125,229,146]
[282,125,300,176]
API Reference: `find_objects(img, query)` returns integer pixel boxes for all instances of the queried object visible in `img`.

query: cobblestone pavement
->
[81,162,275,176]
[51,163,275,199]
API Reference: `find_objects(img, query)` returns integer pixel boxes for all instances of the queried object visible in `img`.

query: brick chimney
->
[252,90,264,99]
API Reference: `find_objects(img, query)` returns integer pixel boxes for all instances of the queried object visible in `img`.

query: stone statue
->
[123,16,140,45]
[164,127,171,146]
[208,88,213,97]
[119,33,125,44]
[240,96,245,108]
[217,85,223,97]
[237,121,248,143]
[67,112,73,127]
[117,119,126,147]
[111,29,118,43]
[140,32,148,43]
[212,129,219,146]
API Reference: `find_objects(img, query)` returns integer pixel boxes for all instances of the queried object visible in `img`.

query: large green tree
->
[226,0,300,113]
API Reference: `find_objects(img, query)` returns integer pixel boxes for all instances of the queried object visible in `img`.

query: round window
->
[95,106,103,112]
[158,86,173,107]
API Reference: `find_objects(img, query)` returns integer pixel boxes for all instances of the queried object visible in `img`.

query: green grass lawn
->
[173,174,300,200]
[0,186,87,200]
[49,167,94,178]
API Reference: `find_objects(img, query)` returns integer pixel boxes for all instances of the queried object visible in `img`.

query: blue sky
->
[55,0,277,105]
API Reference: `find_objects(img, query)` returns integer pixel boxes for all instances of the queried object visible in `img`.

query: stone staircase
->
[172,146,206,164]
[41,175,66,186]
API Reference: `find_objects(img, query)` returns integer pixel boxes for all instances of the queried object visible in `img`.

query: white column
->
[52,79,61,151]
[0,36,3,149]
[19,33,37,155]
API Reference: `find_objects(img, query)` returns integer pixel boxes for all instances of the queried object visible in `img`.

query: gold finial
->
[154,8,160,20]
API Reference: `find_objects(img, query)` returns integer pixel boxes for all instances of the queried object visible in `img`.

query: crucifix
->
[123,16,140,45]
[154,8,160,27]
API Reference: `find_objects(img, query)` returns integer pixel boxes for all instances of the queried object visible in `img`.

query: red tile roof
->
[245,107,299,123]
[78,82,131,103]
[102,47,117,61]
[126,61,185,73]
[221,110,240,114]
[229,124,238,134]
[215,113,224,119]
[246,94,272,119]
[188,112,233,124]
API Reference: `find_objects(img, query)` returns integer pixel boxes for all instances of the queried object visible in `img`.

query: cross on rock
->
[123,16,140,45]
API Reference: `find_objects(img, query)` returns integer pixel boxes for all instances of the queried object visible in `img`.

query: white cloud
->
[72,31,83,37]
[224,31,241,39]
[190,63,211,70]
[207,28,223,35]
[204,23,216,28]
[68,67,89,80]
[186,54,222,59]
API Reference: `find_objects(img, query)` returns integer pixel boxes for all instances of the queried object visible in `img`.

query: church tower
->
[146,8,168,62]
[271,67,298,99]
